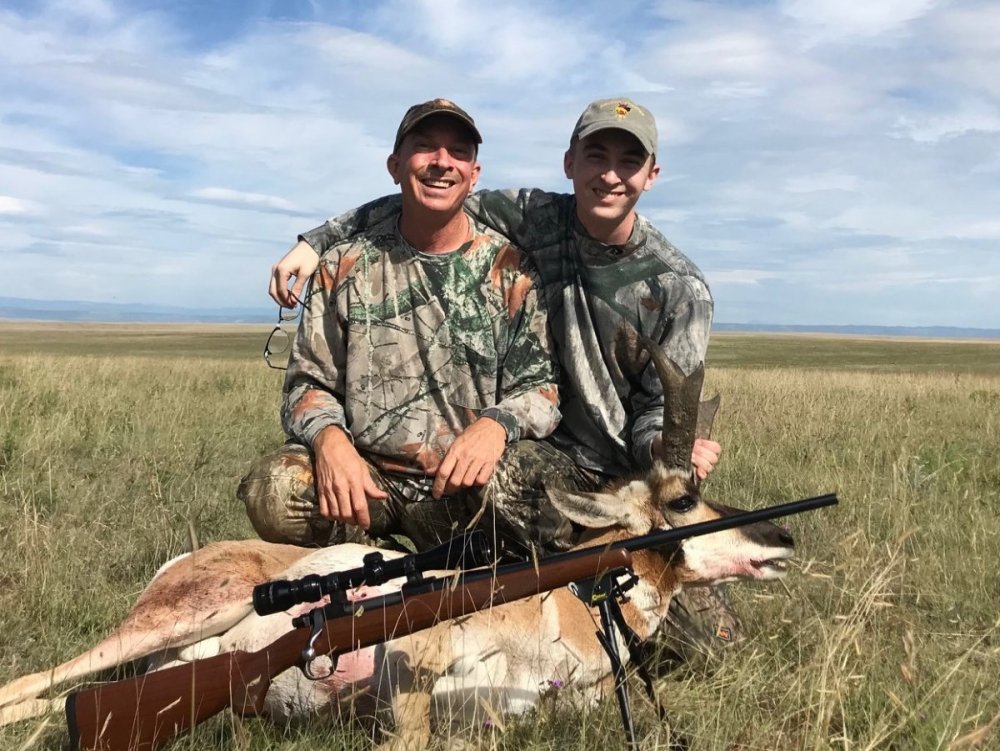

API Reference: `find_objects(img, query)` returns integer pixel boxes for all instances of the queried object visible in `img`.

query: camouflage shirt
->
[285,212,559,476]
[300,190,712,477]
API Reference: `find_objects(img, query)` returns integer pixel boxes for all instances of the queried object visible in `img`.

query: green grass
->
[1,324,998,750]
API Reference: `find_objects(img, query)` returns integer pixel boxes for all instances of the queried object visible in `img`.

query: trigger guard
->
[303,652,338,681]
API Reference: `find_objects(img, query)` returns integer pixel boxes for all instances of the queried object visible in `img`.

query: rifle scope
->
[253,529,495,616]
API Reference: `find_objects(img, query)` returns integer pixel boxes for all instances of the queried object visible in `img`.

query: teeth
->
[752,559,789,570]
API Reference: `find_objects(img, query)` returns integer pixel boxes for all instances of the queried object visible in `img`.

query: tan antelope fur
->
[0,351,796,748]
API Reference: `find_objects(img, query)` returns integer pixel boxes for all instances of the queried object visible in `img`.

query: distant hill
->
[0,296,272,324]
[2,296,999,340]
[713,323,1000,340]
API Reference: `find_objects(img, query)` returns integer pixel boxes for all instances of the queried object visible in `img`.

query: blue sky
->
[2,0,998,327]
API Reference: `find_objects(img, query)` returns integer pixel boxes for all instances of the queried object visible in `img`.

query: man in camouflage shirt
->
[240,99,567,553]
[268,98,740,658]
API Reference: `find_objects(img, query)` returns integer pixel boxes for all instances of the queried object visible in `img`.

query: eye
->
[666,495,697,513]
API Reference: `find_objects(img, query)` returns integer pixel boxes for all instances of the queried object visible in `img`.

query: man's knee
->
[481,440,595,554]
[238,443,335,546]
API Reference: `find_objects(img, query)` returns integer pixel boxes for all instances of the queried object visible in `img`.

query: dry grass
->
[0,327,998,750]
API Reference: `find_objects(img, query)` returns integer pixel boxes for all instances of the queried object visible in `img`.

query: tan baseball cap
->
[393,98,483,152]
[570,97,658,155]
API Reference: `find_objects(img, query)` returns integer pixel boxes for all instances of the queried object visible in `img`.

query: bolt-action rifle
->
[66,492,837,751]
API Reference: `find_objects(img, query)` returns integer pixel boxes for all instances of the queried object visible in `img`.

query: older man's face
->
[388,115,480,217]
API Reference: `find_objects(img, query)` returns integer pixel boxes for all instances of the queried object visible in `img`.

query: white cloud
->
[784,172,861,193]
[781,0,937,39]
[893,108,1000,143]
[189,187,299,213]
[0,196,37,215]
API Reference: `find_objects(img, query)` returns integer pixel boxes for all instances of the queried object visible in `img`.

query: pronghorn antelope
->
[0,350,795,749]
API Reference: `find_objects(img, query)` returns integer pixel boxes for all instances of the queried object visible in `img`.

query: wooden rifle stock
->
[66,545,631,751]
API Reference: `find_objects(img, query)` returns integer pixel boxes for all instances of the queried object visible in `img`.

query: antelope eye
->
[666,495,697,513]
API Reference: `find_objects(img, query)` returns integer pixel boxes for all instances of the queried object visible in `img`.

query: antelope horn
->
[639,336,705,471]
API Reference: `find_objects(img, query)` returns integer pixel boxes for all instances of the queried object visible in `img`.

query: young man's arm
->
[271,189,569,306]
[270,196,403,307]
[282,260,386,526]
[465,189,568,250]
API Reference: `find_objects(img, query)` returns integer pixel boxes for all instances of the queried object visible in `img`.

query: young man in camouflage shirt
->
[266,97,739,655]
[239,99,570,553]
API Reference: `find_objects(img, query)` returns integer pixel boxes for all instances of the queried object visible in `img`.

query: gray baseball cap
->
[393,98,482,152]
[570,97,658,156]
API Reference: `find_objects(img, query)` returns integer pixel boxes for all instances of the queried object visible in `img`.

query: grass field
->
[1,323,998,750]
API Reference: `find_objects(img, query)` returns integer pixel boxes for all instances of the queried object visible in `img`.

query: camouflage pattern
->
[238,440,597,555]
[298,191,734,655]
[285,211,559,474]
[300,189,713,478]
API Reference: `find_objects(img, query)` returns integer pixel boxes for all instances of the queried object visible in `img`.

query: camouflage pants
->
[237,440,598,555]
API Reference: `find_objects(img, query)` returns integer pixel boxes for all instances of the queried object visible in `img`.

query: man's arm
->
[465,188,568,250]
[282,261,386,526]
[271,189,569,307]
[270,196,403,307]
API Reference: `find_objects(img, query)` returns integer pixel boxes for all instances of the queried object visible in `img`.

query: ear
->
[469,160,481,193]
[386,153,400,185]
[642,160,660,192]
[563,148,575,179]
[546,486,651,535]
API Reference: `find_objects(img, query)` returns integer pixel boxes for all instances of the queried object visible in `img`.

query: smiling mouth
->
[593,188,624,199]
[422,178,455,189]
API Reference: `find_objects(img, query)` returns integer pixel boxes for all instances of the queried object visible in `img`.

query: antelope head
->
[547,340,795,587]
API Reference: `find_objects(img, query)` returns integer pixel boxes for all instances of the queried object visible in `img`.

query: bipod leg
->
[595,590,638,751]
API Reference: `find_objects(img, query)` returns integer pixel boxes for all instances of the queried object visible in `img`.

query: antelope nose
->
[778,527,795,548]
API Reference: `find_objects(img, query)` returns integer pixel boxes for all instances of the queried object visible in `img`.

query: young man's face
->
[563,129,660,239]
[387,115,481,217]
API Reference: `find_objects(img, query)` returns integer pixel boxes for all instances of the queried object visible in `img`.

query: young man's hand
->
[652,435,722,480]
[270,240,321,308]
[313,426,388,528]
[690,438,722,480]
[431,418,507,499]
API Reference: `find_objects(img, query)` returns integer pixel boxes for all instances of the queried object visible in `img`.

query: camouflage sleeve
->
[280,262,351,447]
[298,195,403,256]
[484,258,561,442]
[630,293,713,470]
[466,189,569,250]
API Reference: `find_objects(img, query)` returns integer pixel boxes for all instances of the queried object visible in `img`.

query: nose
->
[428,146,453,169]
[600,166,622,185]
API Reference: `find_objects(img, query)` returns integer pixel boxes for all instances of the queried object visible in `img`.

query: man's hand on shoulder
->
[431,418,507,499]
[313,426,387,528]
[270,240,321,308]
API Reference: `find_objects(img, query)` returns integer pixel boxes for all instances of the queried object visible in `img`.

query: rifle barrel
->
[617,492,838,553]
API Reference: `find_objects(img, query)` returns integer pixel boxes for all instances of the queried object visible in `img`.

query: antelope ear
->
[546,486,651,535]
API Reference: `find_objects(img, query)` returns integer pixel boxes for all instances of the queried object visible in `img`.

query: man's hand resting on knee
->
[432,418,507,499]
[313,426,388,528]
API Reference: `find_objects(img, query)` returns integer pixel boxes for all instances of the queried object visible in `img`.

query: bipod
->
[570,570,643,751]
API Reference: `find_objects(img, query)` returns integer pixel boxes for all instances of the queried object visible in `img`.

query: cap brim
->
[575,122,655,155]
